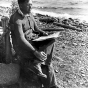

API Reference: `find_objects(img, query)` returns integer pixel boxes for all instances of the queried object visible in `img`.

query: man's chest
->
[22,17,34,32]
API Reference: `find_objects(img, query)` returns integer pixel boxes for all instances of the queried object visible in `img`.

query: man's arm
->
[31,15,48,36]
[34,21,48,36]
[14,19,36,52]
[14,19,47,61]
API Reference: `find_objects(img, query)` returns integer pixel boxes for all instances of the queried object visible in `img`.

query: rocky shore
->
[0,4,88,87]
[35,14,88,88]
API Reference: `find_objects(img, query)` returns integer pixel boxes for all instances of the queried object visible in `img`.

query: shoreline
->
[32,9,88,23]
[0,8,87,34]
[0,2,88,23]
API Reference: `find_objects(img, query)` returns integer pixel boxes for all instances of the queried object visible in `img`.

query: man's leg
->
[39,39,59,88]
[40,64,57,88]
[48,64,58,88]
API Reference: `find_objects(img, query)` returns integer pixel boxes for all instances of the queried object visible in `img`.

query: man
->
[9,0,59,88]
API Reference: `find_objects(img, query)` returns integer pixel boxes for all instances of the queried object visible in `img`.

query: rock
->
[0,63,20,85]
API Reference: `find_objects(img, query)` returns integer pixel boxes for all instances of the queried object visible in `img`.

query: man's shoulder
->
[10,11,23,24]
[30,13,35,20]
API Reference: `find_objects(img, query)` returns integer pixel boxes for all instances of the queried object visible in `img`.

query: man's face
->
[21,0,32,13]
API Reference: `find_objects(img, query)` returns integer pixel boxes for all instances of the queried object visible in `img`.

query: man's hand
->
[34,51,47,61]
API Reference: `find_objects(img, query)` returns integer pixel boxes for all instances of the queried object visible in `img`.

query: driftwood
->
[39,17,82,32]
[39,17,54,23]
[53,22,82,32]
[42,28,64,31]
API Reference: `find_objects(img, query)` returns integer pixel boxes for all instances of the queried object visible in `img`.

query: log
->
[53,22,82,32]
[39,17,54,23]
[42,28,64,31]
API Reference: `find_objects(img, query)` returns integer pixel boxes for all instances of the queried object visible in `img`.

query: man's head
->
[18,0,32,14]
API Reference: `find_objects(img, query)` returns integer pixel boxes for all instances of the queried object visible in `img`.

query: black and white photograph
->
[0,0,88,88]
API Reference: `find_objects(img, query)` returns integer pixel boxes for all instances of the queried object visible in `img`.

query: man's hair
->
[18,0,27,4]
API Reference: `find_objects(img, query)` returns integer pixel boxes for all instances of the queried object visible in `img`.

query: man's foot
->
[28,64,47,78]
[37,71,47,78]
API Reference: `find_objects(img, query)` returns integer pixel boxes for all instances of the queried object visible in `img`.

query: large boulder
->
[0,63,20,85]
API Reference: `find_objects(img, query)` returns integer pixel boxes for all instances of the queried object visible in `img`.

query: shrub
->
[9,0,18,16]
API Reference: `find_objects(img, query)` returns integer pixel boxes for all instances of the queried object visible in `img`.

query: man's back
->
[9,10,37,59]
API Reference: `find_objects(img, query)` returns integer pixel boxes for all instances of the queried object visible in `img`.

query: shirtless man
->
[9,0,59,88]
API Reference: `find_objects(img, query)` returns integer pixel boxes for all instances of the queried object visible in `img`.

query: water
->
[32,0,88,22]
[0,0,88,22]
